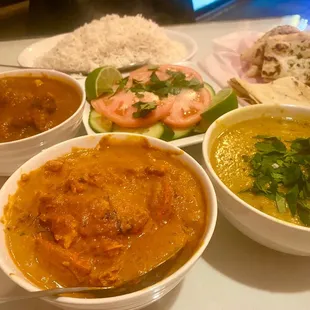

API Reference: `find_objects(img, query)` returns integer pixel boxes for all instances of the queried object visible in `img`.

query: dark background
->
[0,0,309,40]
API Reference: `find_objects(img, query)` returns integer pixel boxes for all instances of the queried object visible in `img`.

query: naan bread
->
[261,32,310,85]
[241,25,300,77]
[228,76,310,106]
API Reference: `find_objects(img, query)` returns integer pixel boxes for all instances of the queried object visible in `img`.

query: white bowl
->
[0,133,217,310]
[0,69,86,176]
[203,104,310,256]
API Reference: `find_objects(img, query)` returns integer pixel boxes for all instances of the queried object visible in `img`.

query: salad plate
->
[83,61,220,148]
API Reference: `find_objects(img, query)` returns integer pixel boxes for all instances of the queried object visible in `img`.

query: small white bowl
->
[0,69,85,176]
[203,104,310,256]
[0,133,217,310]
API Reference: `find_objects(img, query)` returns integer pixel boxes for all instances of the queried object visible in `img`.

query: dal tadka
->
[4,137,206,291]
[0,76,81,143]
[211,117,310,226]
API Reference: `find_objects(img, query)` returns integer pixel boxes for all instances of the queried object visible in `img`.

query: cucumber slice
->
[204,82,216,97]
[112,122,165,139]
[160,124,174,141]
[172,127,193,140]
[194,122,207,134]
[89,109,113,133]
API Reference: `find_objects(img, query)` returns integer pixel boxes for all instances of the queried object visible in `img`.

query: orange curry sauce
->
[4,137,207,291]
[0,76,81,143]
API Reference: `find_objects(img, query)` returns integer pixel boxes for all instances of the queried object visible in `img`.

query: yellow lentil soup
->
[211,116,310,227]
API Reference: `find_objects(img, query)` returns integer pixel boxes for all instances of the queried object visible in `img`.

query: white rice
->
[35,14,187,73]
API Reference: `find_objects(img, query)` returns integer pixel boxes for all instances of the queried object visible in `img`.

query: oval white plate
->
[18,29,198,69]
[81,61,220,148]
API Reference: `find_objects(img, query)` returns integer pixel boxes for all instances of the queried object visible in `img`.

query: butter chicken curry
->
[4,137,207,291]
[0,76,81,143]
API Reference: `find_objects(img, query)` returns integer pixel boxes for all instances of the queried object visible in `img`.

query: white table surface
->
[1,16,310,310]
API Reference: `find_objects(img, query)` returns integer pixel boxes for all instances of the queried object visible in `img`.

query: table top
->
[1,16,310,310]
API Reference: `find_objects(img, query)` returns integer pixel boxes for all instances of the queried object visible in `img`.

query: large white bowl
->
[0,133,217,310]
[0,69,85,176]
[203,104,310,256]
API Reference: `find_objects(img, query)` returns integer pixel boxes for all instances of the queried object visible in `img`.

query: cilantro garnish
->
[115,76,129,92]
[129,70,204,99]
[243,136,310,226]
[132,101,157,118]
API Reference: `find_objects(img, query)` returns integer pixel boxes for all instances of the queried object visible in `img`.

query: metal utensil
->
[0,60,149,76]
[0,245,183,304]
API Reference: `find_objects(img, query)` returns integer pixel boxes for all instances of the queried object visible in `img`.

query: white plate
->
[18,29,198,69]
[82,61,220,148]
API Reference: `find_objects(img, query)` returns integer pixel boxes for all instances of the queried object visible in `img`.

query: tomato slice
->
[91,90,174,128]
[163,88,211,128]
[92,64,207,129]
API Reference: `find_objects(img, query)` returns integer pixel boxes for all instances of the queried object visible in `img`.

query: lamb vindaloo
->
[4,137,207,290]
[0,76,81,143]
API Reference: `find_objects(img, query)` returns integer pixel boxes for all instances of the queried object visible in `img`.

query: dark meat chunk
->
[78,236,124,258]
[38,194,78,248]
[35,235,91,284]
[39,213,78,249]
[79,198,120,238]
[65,177,85,194]
[30,109,53,132]
[32,95,57,114]
[148,179,174,224]
[144,166,166,177]
[45,160,64,172]
[20,174,30,182]
[90,266,121,287]
[9,113,33,128]
[117,207,149,234]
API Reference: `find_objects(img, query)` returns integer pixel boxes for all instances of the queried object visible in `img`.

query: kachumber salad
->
[85,65,238,141]
[211,116,310,227]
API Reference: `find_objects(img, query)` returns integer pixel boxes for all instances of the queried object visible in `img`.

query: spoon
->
[0,245,184,304]
[0,60,149,76]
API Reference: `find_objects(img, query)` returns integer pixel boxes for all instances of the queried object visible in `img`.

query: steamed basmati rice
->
[36,14,187,73]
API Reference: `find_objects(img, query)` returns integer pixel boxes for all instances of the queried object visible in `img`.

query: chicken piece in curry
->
[4,137,207,291]
[0,76,81,143]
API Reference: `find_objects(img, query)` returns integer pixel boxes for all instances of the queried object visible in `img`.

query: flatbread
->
[240,25,300,77]
[261,32,310,85]
[228,76,310,106]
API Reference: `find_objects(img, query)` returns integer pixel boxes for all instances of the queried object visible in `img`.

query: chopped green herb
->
[129,69,204,99]
[282,164,301,186]
[297,201,310,226]
[276,193,287,213]
[136,93,144,99]
[286,184,299,216]
[115,76,129,93]
[132,101,157,118]
[254,137,286,154]
[255,135,279,140]
[244,136,310,224]
[291,138,310,153]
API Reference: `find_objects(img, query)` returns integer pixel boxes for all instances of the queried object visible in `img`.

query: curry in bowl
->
[211,116,310,227]
[3,136,207,294]
[0,75,81,143]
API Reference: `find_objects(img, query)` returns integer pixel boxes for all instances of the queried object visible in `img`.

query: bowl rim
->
[0,69,86,146]
[0,132,218,305]
[202,103,310,233]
